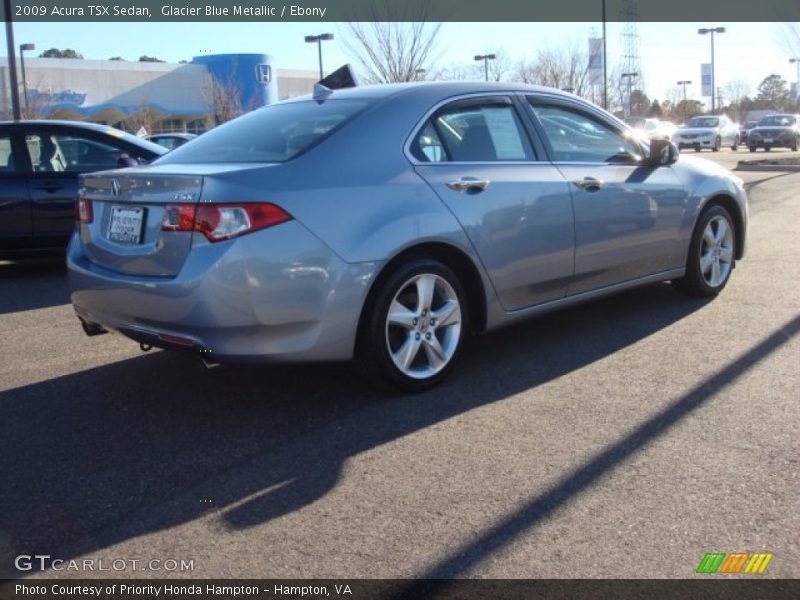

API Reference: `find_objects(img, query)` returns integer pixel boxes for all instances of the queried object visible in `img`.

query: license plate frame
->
[764,138,774,144]
[108,205,146,244]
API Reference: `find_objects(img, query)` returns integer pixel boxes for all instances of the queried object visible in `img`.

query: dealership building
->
[0,53,318,133]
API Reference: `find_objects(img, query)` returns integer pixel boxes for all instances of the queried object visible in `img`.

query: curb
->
[735,163,800,172]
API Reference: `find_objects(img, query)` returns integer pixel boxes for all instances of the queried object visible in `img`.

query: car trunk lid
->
[78,170,204,277]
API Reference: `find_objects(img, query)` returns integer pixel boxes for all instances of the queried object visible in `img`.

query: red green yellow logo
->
[696,552,773,574]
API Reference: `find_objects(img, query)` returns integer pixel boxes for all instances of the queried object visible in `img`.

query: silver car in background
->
[68,82,748,391]
[672,114,740,152]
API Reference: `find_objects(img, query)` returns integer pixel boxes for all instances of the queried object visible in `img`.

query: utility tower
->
[620,0,642,116]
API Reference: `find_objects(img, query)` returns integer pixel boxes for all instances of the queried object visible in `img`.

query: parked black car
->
[747,114,800,152]
[0,120,166,258]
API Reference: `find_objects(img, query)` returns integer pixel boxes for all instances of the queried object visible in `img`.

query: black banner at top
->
[2,0,800,22]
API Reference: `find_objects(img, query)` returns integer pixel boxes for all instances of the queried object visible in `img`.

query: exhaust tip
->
[80,319,108,337]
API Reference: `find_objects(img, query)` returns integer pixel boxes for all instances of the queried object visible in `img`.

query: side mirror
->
[644,138,678,167]
[116,155,138,168]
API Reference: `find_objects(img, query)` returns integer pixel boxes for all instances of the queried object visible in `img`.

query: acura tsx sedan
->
[68,82,748,391]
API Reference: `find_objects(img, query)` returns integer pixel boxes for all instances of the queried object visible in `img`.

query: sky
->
[2,21,798,107]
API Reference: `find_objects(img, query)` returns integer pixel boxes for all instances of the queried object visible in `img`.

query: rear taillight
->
[160,202,291,242]
[76,198,93,224]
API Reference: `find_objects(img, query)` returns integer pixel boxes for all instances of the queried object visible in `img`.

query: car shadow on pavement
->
[0,283,720,577]
[0,259,70,315]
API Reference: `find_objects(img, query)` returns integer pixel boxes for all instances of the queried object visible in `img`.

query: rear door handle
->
[572,177,605,192]
[446,177,491,192]
[35,182,64,193]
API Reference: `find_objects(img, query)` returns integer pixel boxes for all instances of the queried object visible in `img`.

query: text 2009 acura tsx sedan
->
[68,82,748,391]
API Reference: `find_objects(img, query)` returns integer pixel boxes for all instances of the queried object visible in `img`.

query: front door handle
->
[446,177,491,192]
[572,177,605,192]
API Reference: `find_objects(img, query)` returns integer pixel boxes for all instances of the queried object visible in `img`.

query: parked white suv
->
[673,115,740,152]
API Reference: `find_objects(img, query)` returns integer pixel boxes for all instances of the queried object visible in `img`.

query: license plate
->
[108,206,145,244]
[764,138,774,143]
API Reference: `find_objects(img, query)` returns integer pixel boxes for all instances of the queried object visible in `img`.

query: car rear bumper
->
[67,221,378,363]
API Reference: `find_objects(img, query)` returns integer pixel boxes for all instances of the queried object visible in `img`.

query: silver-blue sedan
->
[68,82,748,391]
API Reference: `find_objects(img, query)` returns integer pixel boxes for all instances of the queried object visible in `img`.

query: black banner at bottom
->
[2,579,800,600]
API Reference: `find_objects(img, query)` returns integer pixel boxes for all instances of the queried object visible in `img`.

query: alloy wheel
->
[699,215,734,288]
[385,273,462,380]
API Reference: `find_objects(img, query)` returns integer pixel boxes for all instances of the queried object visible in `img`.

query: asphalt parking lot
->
[1,151,798,580]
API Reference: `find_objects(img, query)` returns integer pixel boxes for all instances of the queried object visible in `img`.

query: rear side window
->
[0,134,17,172]
[412,100,535,162]
[159,100,369,164]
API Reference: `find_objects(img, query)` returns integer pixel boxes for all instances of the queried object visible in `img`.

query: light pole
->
[304,33,334,80]
[677,80,692,120]
[19,42,34,116]
[602,0,608,110]
[698,27,725,114]
[474,54,496,82]
[3,0,22,121]
[621,72,637,117]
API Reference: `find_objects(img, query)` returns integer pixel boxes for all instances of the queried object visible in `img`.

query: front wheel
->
[712,136,721,152]
[361,259,467,392]
[673,205,736,297]
[731,136,739,151]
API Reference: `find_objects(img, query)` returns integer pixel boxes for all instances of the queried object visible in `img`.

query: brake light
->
[76,198,93,224]
[160,203,292,242]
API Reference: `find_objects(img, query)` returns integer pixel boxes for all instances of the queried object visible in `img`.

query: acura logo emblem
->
[111,179,121,197]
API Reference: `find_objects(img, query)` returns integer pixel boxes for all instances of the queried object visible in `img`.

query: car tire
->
[672,205,736,298]
[765,146,771,152]
[360,258,468,392]
[749,146,756,153]
[792,138,798,152]
[712,136,721,152]
[694,147,702,152]
[731,136,739,151]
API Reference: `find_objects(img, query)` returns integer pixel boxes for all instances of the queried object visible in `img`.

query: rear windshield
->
[157,99,369,164]
[758,115,796,127]
[686,117,719,128]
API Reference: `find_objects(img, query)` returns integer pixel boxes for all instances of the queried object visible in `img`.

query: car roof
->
[282,80,574,103]
[0,119,167,154]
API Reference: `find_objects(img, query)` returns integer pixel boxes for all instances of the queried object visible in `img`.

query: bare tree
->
[20,75,58,119]
[341,2,442,83]
[514,42,593,98]
[777,22,800,56]
[201,71,244,127]
[433,50,513,82]
[122,96,161,135]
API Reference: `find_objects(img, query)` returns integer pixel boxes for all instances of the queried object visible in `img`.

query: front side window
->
[530,102,643,163]
[159,99,369,164]
[412,100,535,163]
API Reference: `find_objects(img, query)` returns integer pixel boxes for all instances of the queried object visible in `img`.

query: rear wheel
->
[712,136,721,152]
[731,136,739,151]
[360,259,467,392]
[765,146,772,152]
[673,205,736,297]
[749,146,756,153]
